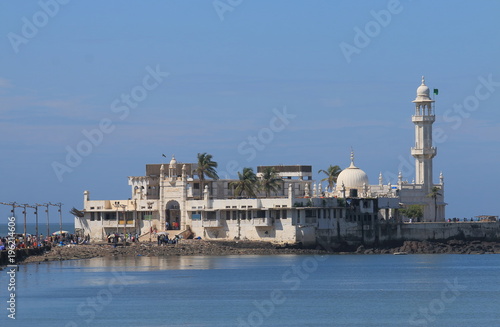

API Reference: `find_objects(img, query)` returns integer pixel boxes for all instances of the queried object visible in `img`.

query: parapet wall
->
[396,222,500,242]
[317,221,500,247]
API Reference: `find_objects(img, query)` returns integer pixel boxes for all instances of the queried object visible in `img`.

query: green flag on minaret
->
[433,88,439,95]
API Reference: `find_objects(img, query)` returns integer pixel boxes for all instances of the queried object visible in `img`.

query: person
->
[165,221,170,230]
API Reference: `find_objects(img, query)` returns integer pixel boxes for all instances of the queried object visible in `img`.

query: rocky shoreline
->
[354,239,500,255]
[15,239,500,265]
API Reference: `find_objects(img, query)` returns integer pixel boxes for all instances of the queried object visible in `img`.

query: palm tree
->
[195,152,219,196]
[427,186,442,222]
[231,167,258,198]
[318,165,342,191]
[259,167,282,197]
[70,207,84,217]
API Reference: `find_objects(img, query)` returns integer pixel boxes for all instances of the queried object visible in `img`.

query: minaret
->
[411,76,436,192]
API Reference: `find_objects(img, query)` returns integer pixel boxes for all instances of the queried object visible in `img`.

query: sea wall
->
[317,221,500,247]
[0,246,51,266]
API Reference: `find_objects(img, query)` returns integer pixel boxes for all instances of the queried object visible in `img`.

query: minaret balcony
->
[411,147,437,157]
[412,115,435,123]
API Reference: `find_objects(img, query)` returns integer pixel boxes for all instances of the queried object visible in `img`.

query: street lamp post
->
[0,201,18,231]
[50,202,63,236]
[113,203,120,235]
[147,201,154,242]
[35,204,43,239]
[1,202,17,216]
[27,205,37,243]
[21,204,28,246]
[43,204,50,239]
[121,204,127,246]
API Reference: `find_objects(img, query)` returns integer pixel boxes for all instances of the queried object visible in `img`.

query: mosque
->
[76,77,446,245]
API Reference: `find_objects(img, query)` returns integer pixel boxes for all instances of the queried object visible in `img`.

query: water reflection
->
[46,254,304,272]
[56,256,219,271]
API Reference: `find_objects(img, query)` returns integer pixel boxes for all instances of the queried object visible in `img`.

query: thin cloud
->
[0,77,12,88]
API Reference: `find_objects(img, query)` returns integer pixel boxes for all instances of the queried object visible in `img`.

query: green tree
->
[231,167,258,198]
[195,152,219,196]
[427,186,442,222]
[318,165,342,191]
[399,205,424,222]
[259,167,282,197]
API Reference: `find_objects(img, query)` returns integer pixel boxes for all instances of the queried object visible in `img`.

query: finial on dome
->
[350,148,355,166]
[169,155,177,167]
[421,76,425,85]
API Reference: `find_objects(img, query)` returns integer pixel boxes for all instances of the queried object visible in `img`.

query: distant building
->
[76,77,446,244]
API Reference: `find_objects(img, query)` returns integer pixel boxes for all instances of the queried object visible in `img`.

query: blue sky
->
[1,0,499,222]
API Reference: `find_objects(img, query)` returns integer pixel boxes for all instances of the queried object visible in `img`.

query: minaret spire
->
[349,147,356,168]
[411,76,436,192]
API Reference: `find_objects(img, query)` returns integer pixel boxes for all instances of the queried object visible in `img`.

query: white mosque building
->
[76,77,446,244]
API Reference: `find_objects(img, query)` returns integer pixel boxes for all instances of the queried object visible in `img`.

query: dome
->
[336,163,369,190]
[169,155,177,167]
[335,152,369,193]
[417,84,429,97]
[413,76,433,102]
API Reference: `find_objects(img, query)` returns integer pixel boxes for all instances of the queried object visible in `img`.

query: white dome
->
[417,84,430,97]
[413,76,433,102]
[169,155,177,167]
[336,162,369,191]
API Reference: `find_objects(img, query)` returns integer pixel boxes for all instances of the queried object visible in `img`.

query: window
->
[90,212,95,221]
[305,209,317,218]
[254,210,266,218]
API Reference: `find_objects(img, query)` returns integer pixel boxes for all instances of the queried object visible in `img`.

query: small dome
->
[413,76,433,102]
[335,152,369,193]
[169,155,177,167]
[417,83,429,97]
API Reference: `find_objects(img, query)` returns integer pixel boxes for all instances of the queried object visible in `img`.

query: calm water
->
[2,254,500,326]
[0,222,75,237]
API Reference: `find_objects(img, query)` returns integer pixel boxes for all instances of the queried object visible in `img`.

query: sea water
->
[2,254,500,326]
[0,222,76,237]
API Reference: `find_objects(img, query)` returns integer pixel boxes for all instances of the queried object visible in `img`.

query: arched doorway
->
[165,200,180,230]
